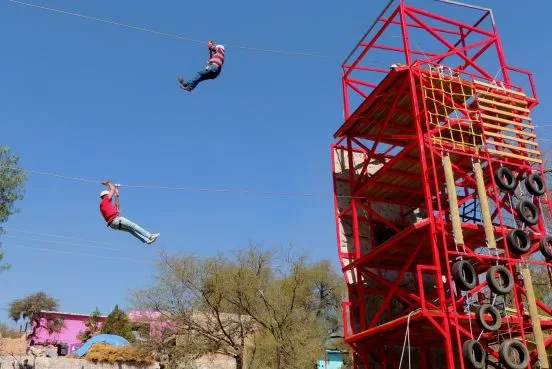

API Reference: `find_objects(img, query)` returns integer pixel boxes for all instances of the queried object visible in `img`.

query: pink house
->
[30,310,162,353]
[31,311,107,353]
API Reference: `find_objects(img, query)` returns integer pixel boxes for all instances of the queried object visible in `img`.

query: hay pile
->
[84,343,154,364]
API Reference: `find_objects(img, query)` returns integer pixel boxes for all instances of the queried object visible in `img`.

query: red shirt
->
[100,195,119,223]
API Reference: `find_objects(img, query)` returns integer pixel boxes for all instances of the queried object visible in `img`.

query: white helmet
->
[100,190,109,198]
[216,44,225,51]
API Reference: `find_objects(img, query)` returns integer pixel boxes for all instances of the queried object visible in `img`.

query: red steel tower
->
[332,1,552,369]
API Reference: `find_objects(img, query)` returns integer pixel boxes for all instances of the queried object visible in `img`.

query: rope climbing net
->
[422,64,483,152]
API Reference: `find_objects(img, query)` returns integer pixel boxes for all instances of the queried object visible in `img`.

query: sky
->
[1,0,551,327]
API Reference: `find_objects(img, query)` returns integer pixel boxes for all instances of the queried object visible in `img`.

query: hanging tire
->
[495,167,517,191]
[540,236,552,260]
[506,229,531,254]
[452,260,477,291]
[499,339,529,369]
[516,200,540,225]
[463,340,486,369]
[475,304,502,332]
[486,265,513,295]
[525,173,546,196]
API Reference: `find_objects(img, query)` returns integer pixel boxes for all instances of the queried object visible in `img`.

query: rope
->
[398,311,414,369]
[7,0,338,60]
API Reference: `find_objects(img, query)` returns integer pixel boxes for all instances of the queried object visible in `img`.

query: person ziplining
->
[178,40,225,91]
[99,180,160,244]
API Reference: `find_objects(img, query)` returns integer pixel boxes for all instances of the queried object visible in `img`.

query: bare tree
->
[133,245,346,369]
[133,251,256,369]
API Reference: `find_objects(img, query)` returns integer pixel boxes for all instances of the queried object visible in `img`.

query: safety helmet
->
[100,190,109,198]
[216,44,225,51]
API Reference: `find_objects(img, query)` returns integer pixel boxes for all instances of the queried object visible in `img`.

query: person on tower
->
[99,180,160,244]
[178,40,225,91]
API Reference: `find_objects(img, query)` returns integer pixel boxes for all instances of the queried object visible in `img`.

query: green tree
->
[229,247,346,369]
[79,308,102,342]
[101,305,134,342]
[0,145,28,272]
[8,292,63,339]
[133,251,256,369]
[133,245,346,369]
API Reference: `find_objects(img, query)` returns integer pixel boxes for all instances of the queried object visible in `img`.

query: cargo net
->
[422,65,483,152]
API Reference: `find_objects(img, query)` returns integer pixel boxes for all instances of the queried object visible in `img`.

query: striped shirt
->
[208,45,225,67]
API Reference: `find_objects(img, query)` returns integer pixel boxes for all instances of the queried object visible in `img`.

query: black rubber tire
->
[506,229,531,254]
[463,340,486,369]
[452,260,477,291]
[499,339,529,369]
[516,200,540,226]
[475,304,502,332]
[495,167,517,191]
[540,236,552,260]
[486,265,514,295]
[525,173,546,196]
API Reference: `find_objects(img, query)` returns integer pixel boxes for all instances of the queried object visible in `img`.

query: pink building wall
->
[31,310,164,353]
[31,311,107,353]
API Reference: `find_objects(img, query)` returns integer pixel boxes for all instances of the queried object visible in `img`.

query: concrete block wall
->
[0,356,159,369]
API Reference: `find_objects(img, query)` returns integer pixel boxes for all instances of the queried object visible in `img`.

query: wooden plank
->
[486,140,540,154]
[481,114,533,129]
[478,97,530,112]
[487,149,542,163]
[480,106,531,120]
[482,122,536,137]
[485,131,539,146]
[474,80,526,96]
[476,89,528,105]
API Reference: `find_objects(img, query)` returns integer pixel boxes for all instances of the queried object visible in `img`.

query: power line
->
[2,243,150,264]
[2,235,123,252]
[3,227,115,246]
[7,0,339,60]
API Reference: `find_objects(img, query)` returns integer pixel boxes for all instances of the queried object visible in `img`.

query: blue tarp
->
[74,334,130,357]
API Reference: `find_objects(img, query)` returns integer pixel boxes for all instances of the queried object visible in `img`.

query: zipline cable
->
[2,161,552,198]
[0,165,322,197]
[7,0,339,60]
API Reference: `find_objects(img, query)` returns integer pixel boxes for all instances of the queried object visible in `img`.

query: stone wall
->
[0,356,159,369]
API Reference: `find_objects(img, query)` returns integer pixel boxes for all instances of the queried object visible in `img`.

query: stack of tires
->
[457,168,550,369]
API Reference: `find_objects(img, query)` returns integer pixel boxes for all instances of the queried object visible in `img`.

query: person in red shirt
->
[178,40,225,91]
[100,181,159,244]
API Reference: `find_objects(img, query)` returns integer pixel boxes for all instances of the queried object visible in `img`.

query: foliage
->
[133,251,256,369]
[132,245,346,369]
[84,343,154,364]
[230,247,346,369]
[8,292,63,339]
[0,145,28,272]
[101,305,134,342]
[78,308,102,342]
[9,292,59,322]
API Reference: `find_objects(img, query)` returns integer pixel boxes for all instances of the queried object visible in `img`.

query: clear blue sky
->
[1,0,551,327]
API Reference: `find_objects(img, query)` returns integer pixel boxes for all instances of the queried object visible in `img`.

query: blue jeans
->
[109,216,152,243]
[184,64,220,90]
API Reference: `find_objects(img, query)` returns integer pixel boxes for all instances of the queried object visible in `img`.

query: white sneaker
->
[146,233,160,244]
